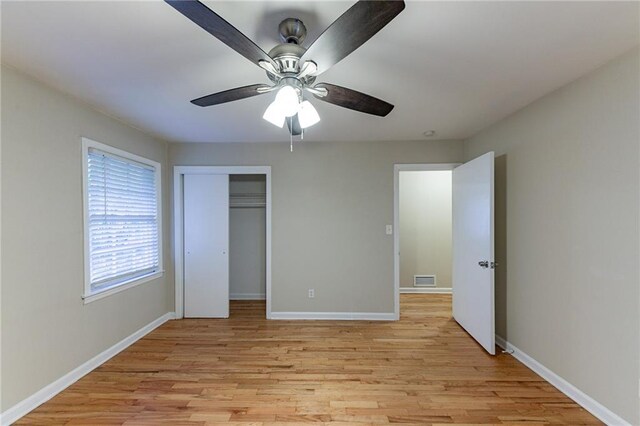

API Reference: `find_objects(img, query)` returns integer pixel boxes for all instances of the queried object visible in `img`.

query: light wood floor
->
[17,295,600,425]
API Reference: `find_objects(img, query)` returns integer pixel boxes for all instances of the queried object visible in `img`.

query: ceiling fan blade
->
[312,83,394,117]
[286,115,302,136]
[300,0,405,76]
[191,84,269,107]
[165,0,277,69]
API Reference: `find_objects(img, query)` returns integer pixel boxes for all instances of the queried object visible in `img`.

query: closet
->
[229,175,267,302]
[182,172,267,318]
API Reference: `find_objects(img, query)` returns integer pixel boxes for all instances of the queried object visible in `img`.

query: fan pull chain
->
[290,118,293,152]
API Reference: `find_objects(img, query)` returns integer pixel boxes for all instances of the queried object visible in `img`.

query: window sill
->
[83,271,164,304]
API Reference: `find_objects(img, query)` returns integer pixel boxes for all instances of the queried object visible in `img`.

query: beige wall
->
[465,48,640,424]
[399,171,452,288]
[1,65,172,410]
[170,139,464,313]
[229,175,266,298]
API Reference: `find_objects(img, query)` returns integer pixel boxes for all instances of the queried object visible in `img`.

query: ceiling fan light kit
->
[166,0,405,146]
[262,83,321,130]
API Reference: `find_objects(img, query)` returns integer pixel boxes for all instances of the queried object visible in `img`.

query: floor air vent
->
[414,275,436,287]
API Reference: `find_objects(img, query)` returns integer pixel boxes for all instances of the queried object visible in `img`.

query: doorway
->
[393,164,458,317]
[173,166,272,319]
[398,169,453,293]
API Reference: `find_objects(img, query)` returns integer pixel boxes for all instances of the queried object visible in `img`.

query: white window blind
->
[86,147,160,293]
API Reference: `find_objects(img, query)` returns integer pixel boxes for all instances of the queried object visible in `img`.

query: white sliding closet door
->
[184,174,229,318]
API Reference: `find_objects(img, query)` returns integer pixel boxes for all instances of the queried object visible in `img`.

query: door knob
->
[478,260,489,268]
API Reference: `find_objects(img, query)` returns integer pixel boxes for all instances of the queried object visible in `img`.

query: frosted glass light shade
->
[297,100,320,129]
[262,101,285,127]
[275,85,299,117]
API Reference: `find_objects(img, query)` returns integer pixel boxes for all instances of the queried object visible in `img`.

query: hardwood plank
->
[16,295,601,425]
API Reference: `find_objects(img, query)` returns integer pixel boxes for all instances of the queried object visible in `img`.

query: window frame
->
[81,137,163,304]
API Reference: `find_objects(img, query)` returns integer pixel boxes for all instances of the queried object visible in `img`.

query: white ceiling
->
[2,1,638,143]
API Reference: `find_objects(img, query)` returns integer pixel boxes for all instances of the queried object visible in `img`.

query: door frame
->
[393,163,460,318]
[174,166,272,319]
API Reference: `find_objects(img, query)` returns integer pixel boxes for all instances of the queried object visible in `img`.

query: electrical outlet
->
[308,289,315,298]
[386,225,393,235]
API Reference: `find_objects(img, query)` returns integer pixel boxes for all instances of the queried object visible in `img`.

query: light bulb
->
[262,101,285,127]
[297,100,320,129]
[275,85,299,117]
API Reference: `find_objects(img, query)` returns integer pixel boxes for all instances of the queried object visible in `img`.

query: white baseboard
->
[495,335,630,426]
[230,293,266,300]
[1,312,176,426]
[270,312,396,321]
[400,287,452,294]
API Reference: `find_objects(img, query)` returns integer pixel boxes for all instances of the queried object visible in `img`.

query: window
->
[82,138,162,302]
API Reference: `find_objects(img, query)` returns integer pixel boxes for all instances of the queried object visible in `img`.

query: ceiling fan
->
[166,0,405,137]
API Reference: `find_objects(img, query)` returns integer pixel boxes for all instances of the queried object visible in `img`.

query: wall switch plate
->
[308,289,315,298]
[386,225,393,235]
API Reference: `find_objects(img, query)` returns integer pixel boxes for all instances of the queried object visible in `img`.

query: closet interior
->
[229,174,267,305]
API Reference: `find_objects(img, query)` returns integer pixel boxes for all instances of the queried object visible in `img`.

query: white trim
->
[81,137,163,301]
[83,271,164,304]
[173,166,272,319]
[230,293,266,300]
[0,312,175,426]
[495,335,631,426]
[393,163,460,321]
[270,312,396,321]
[400,287,452,294]
[173,167,184,318]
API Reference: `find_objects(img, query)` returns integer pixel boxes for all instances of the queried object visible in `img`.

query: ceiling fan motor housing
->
[267,43,315,85]
[264,18,317,85]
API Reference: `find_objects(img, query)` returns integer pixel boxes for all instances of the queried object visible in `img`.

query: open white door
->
[452,152,495,354]
[184,174,229,318]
